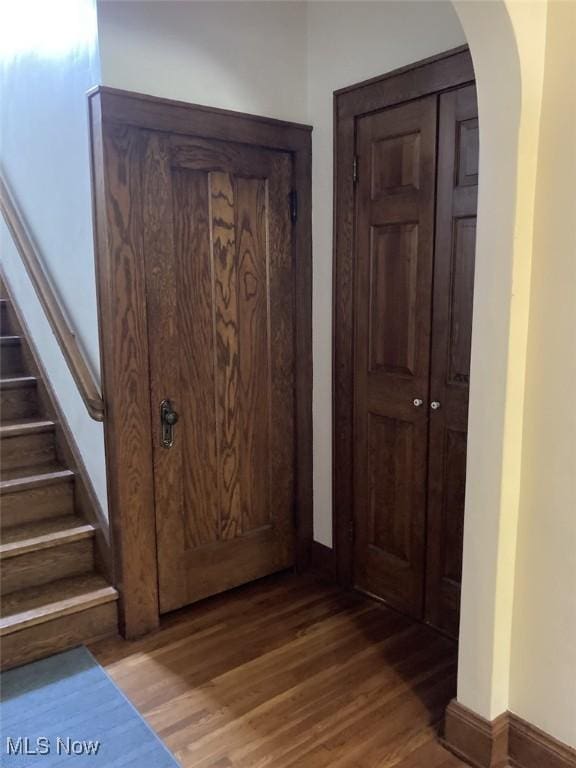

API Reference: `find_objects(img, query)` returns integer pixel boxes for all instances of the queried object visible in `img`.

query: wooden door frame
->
[88,87,313,638]
[332,47,475,587]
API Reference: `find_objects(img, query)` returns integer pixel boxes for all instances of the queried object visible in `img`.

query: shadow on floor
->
[90,572,465,768]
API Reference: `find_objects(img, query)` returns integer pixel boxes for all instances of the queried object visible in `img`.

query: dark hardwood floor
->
[90,573,468,768]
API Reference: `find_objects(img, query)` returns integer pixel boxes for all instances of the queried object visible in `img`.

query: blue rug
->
[0,646,180,766]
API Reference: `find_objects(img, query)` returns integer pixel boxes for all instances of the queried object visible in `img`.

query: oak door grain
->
[95,123,158,637]
[90,89,312,637]
[141,133,295,613]
[353,97,437,617]
[424,85,478,637]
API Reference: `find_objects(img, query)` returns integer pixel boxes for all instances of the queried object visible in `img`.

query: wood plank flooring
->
[90,574,468,768]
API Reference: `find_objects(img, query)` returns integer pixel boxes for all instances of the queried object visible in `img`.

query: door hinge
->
[289,190,298,223]
[353,155,359,184]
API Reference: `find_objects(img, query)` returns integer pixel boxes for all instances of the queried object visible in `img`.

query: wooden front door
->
[352,97,438,616]
[141,133,296,613]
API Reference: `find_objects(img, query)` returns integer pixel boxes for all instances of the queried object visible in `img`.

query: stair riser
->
[1,431,56,472]
[1,601,118,670]
[0,384,38,420]
[0,305,11,336]
[1,538,94,595]
[1,481,75,528]
[1,343,24,375]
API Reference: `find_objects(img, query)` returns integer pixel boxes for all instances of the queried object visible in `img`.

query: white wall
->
[0,0,107,513]
[509,0,576,746]
[97,1,308,123]
[306,2,466,545]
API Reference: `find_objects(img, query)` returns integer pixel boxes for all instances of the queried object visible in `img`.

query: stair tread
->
[1,461,65,482]
[0,574,118,635]
[0,335,21,344]
[0,418,55,437]
[0,375,36,388]
[0,515,95,558]
[0,464,74,491]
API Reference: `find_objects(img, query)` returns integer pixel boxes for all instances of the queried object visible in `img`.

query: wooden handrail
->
[0,172,104,421]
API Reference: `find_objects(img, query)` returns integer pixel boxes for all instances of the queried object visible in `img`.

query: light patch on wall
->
[0,0,97,61]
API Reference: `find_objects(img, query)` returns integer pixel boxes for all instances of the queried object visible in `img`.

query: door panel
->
[174,167,218,551]
[369,414,414,559]
[353,97,437,616]
[142,133,295,613]
[369,223,419,376]
[425,85,478,636]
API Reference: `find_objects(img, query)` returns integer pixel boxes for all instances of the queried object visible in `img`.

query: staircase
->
[0,291,118,669]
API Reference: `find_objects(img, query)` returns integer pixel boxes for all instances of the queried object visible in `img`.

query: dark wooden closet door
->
[352,97,437,616]
[141,133,295,613]
[425,85,478,636]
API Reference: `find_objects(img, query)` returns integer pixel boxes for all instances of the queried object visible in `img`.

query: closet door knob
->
[430,401,441,410]
[413,398,424,407]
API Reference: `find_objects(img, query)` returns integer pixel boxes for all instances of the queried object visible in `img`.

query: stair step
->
[0,375,38,420]
[0,419,56,471]
[0,508,94,596]
[0,516,95,558]
[0,418,55,437]
[1,573,117,634]
[1,533,94,595]
[0,465,73,491]
[0,374,36,387]
[0,335,24,375]
[1,467,75,528]
[0,575,119,670]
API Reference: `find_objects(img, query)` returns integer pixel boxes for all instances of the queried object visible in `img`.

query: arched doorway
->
[451,1,545,722]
